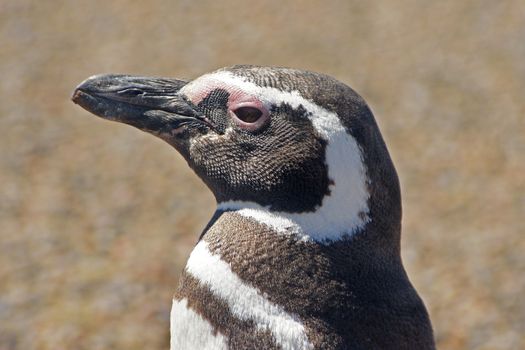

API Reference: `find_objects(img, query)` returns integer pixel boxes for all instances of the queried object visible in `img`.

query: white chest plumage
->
[170,240,313,350]
[171,297,228,350]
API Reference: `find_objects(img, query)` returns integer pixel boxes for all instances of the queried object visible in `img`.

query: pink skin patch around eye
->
[183,79,270,131]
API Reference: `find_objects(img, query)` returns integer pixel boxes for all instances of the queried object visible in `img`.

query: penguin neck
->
[212,171,402,246]
[201,207,401,269]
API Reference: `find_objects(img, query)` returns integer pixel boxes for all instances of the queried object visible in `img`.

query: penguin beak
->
[72,74,211,135]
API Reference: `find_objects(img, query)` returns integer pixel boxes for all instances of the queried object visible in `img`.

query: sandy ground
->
[1,1,524,349]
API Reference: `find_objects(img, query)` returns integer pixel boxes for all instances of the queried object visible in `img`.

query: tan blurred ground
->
[0,1,524,349]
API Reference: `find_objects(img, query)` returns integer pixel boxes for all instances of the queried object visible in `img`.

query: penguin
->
[72,65,435,350]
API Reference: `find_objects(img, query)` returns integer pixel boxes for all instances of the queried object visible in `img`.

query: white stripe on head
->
[183,71,370,243]
[186,240,314,350]
[170,298,228,350]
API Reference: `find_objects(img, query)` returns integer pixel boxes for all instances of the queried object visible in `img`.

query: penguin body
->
[73,66,435,349]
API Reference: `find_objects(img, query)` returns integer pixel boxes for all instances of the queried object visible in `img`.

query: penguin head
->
[73,66,400,240]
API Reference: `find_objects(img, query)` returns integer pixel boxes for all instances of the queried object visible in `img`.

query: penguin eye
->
[232,106,263,123]
[229,101,269,131]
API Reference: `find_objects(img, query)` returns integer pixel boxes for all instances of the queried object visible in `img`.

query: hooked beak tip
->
[71,73,110,104]
[71,89,83,104]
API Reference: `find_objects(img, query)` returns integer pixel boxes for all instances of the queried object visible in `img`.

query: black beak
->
[72,74,210,134]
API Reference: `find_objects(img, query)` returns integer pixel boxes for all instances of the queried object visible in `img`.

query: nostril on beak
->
[117,88,145,97]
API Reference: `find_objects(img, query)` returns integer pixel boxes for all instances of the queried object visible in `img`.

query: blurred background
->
[1,1,524,349]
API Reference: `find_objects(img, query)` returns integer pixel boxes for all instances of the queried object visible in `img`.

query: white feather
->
[170,298,228,350]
